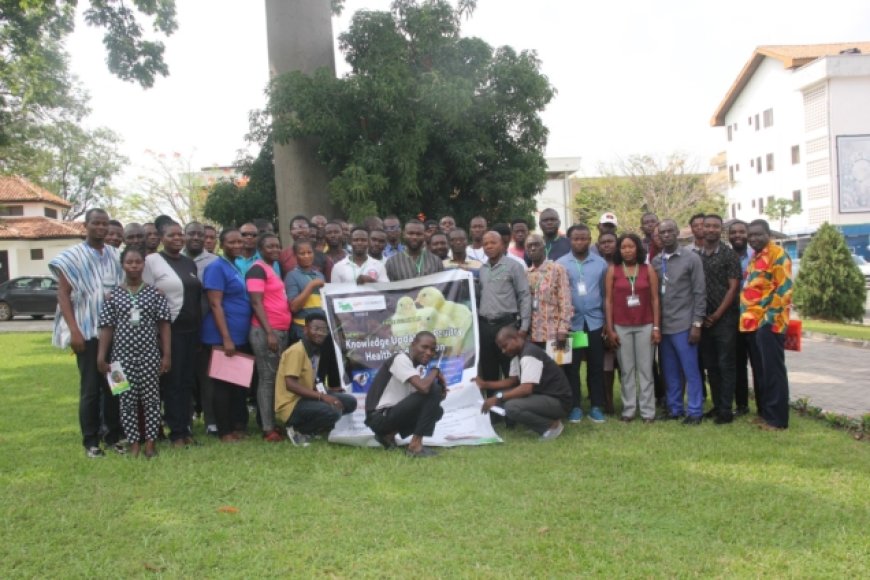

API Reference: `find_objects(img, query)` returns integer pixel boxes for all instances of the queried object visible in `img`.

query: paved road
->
[786,337,870,418]
[3,318,867,418]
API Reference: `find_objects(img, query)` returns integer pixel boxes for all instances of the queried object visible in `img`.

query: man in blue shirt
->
[556,224,608,423]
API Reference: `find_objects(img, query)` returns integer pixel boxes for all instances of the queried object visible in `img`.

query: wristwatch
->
[495,391,504,400]
[692,321,702,328]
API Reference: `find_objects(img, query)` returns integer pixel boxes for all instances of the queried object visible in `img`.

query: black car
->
[0,276,58,321]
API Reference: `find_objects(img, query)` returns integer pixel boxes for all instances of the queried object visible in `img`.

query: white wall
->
[0,239,82,278]
[534,175,571,232]
[828,69,870,226]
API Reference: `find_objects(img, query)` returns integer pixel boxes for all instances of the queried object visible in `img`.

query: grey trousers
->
[614,323,655,419]
[503,394,566,435]
[249,326,290,433]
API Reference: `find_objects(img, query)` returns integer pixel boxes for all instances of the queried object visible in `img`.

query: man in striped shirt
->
[385,220,444,281]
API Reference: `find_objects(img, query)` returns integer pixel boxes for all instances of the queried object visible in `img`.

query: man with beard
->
[331,227,388,284]
[539,208,570,262]
[382,215,404,259]
[324,221,347,264]
[427,232,450,261]
[385,220,444,281]
[368,228,388,262]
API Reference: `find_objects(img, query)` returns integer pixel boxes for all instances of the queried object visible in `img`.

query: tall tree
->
[764,198,801,232]
[793,223,866,322]
[267,0,553,225]
[574,154,726,234]
[124,151,205,225]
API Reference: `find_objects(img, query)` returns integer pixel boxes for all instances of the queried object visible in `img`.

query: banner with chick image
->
[321,269,501,447]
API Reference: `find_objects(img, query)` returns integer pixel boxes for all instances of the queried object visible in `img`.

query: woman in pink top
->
[246,233,292,441]
[604,233,661,423]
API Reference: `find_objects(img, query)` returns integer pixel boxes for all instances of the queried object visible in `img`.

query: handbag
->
[784,319,802,352]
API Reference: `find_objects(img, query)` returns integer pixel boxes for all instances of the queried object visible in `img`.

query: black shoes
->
[682,416,702,426]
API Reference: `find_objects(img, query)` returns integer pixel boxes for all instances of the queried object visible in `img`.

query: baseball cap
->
[599,212,618,226]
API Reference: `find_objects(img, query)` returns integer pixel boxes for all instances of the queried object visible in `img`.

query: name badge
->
[576,282,587,296]
[626,294,640,308]
[129,307,141,327]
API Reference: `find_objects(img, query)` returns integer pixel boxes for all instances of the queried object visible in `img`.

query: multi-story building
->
[711,43,870,258]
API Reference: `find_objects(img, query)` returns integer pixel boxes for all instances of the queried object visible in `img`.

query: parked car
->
[851,254,870,286]
[0,276,58,321]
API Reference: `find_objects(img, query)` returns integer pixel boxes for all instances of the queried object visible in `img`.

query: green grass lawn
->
[801,319,870,341]
[1,333,869,577]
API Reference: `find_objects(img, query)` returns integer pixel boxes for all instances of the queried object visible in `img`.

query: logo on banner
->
[334,295,387,313]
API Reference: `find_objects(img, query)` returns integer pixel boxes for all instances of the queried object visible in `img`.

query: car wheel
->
[31,315,45,320]
[0,302,11,322]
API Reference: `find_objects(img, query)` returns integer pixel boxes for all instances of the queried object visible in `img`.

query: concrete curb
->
[801,331,870,350]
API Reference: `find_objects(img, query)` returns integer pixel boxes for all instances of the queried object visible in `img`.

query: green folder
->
[571,330,588,349]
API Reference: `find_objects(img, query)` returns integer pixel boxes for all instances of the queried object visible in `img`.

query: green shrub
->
[793,223,866,322]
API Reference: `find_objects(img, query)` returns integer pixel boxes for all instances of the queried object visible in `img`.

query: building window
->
[729,166,734,182]
[30,249,44,261]
[756,157,762,174]
[806,158,829,178]
[792,190,801,203]
[758,197,764,213]
[727,125,733,141]
[766,153,775,171]
[804,85,827,131]
[44,207,58,219]
[755,114,760,131]
[790,145,800,165]
[748,116,752,126]
[0,205,24,216]
[763,108,774,128]
[735,163,740,171]
[751,199,756,208]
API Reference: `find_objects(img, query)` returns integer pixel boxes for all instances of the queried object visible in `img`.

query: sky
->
[65,0,870,189]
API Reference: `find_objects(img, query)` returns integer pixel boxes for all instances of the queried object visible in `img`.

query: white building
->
[534,157,582,232]
[0,176,85,282]
[711,43,870,257]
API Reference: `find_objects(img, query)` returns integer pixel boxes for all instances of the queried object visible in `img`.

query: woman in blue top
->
[202,228,252,442]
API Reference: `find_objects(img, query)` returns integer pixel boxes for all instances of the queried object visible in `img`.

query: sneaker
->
[540,421,564,441]
[568,407,583,423]
[406,446,438,458]
[589,407,606,423]
[111,442,127,455]
[285,426,311,447]
[206,425,219,437]
[734,406,750,417]
[85,446,105,458]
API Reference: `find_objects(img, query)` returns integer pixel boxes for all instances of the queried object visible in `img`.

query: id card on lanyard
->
[573,258,587,296]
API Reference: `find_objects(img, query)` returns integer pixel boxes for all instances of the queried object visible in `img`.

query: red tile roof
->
[0,217,86,240]
[0,175,72,208]
[711,42,870,127]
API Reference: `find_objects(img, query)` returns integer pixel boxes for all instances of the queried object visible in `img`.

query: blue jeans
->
[660,330,703,418]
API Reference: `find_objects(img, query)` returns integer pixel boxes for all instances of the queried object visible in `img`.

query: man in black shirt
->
[699,214,741,424]
[474,326,571,440]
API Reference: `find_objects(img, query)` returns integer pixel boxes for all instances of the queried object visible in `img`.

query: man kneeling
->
[364,331,446,458]
[475,326,571,440]
[275,312,357,446]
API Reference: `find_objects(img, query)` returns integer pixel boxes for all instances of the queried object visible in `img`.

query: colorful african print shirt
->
[739,242,793,334]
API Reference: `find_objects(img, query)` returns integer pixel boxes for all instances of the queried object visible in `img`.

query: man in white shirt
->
[363,331,446,457]
[331,227,389,284]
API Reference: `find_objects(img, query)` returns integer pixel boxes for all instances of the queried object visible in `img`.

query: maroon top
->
[612,263,654,326]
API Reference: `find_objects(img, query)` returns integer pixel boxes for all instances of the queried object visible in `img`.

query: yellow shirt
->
[274,341,316,423]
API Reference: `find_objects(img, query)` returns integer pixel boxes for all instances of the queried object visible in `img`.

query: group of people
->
[50,204,792,459]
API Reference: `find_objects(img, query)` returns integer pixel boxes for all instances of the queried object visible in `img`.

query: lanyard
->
[531,262,549,294]
[125,282,144,307]
[406,251,425,275]
[661,254,670,279]
[623,263,638,296]
[572,257,585,280]
[544,236,561,259]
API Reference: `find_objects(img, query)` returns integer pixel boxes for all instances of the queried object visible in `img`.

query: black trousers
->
[365,383,444,439]
[563,324,605,409]
[735,327,761,410]
[160,327,198,441]
[478,316,514,381]
[746,326,790,428]
[78,338,121,448]
[208,345,251,437]
[700,314,737,416]
[287,393,357,435]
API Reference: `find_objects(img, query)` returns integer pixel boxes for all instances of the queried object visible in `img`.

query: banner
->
[321,269,501,447]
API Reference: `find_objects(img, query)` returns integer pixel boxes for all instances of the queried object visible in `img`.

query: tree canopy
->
[573,154,726,235]
[203,140,278,229]
[793,223,866,322]
[267,0,553,225]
